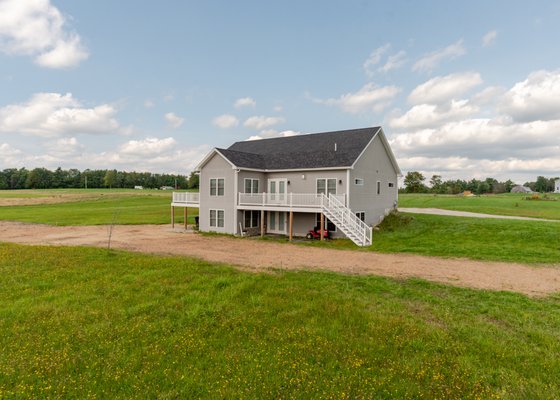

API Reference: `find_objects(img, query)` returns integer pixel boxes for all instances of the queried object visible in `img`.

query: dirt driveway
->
[1,221,559,297]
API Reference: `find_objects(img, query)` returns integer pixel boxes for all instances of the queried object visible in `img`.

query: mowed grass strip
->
[0,188,173,198]
[1,244,560,398]
[399,193,560,220]
[0,192,198,225]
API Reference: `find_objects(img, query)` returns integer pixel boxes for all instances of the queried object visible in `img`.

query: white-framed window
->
[356,212,365,222]
[210,209,225,228]
[376,181,381,195]
[354,178,364,186]
[388,182,394,188]
[317,178,337,195]
[316,213,336,232]
[244,178,259,194]
[244,210,260,228]
[210,178,225,196]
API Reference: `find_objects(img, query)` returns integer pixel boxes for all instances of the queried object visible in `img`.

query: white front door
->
[268,211,287,234]
[268,179,287,204]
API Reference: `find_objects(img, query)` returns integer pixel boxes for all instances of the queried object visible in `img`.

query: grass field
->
[265,213,560,265]
[1,243,559,399]
[399,193,560,220]
[2,190,559,264]
[0,188,173,198]
[0,189,198,225]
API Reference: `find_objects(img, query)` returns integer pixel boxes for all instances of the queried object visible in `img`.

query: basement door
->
[268,211,287,234]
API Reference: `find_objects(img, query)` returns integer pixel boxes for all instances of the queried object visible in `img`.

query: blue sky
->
[1,0,559,183]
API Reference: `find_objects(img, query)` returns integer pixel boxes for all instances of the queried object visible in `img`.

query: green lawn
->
[399,193,560,220]
[1,244,559,398]
[2,190,559,264]
[0,189,198,225]
[0,188,173,198]
[270,213,560,265]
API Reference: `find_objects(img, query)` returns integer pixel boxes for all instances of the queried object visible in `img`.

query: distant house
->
[510,185,532,193]
[134,186,144,190]
[171,126,401,246]
[555,179,560,193]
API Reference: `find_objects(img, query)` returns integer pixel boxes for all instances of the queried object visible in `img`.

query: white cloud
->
[0,136,211,174]
[482,30,497,47]
[0,92,120,137]
[470,86,506,107]
[234,97,256,108]
[244,115,285,130]
[363,43,390,77]
[0,142,21,156]
[246,129,301,141]
[412,40,466,72]
[164,112,184,129]
[0,0,88,68]
[408,72,483,105]
[120,137,177,157]
[386,68,560,182]
[398,155,560,182]
[44,137,84,156]
[273,105,283,112]
[144,100,155,108]
[0,143,23,167]
[312,83,401,114]
[212,114,239,129]
[378,51,407,73]
[499,70,560,122]
[389,100,479,130]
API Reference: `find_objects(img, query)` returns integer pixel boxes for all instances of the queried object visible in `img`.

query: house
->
[555,179,560,193]
[171,126,401,246]
[510,185,533,193]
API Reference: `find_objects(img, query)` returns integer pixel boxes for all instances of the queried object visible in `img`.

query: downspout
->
[346,169,350,208]
[233,168,239,235]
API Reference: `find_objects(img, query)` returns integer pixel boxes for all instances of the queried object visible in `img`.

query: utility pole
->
[85,175,88,189]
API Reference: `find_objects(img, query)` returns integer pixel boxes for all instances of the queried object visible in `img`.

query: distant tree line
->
[402,172,558,194]
[0,167,200,190]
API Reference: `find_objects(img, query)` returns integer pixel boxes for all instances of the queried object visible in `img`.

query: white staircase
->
[322,194,372,247]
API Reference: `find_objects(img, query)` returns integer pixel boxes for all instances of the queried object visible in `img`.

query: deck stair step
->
[321,194,372,247]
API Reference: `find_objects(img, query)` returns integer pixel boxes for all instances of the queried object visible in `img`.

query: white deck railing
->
[172,191,370,246]
[238,192,346,208]
[172,192,200,204]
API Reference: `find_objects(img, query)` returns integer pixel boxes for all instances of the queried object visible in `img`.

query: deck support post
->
[289,210,293,241]
[320,213,324,241]
[184,207,188,229]
[260,210,265,237]
[171,206,175,228]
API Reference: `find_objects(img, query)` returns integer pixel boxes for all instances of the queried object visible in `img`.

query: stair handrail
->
[322,193,372,246]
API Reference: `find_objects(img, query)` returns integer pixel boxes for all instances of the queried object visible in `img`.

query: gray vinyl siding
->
[266,170,347,200]
[349,135,399,226]
[267,170,347,238]
[238,171,266,194]
[199,153,236,233]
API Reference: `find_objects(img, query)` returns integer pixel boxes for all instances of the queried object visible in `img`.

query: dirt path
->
[399,207,560,222]
[1,221,559,296]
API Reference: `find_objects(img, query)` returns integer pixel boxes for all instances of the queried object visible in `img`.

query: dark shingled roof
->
[218,127,380,170]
